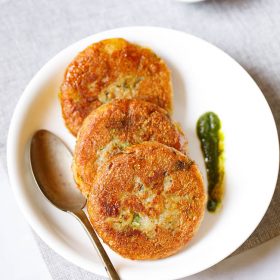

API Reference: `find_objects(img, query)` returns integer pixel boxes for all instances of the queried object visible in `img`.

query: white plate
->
[7,27,279,280]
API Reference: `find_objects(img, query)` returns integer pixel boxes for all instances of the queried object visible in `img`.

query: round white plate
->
[7,27,279,280]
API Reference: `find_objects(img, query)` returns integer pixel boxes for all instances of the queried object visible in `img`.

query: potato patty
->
[60,38,173,136]
[73,99,187,196]
[87,142,205,260]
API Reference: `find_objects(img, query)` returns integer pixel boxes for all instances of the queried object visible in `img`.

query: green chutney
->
[196,112,225,212]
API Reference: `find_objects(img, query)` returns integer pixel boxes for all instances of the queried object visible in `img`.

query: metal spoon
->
[30,130,120,280]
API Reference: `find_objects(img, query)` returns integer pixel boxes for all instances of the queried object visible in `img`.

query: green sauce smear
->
[196,112,225,212]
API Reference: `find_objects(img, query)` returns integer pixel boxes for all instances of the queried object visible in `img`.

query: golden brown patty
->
[73,99,187,196]
[60,38,173,136]
[87,142,205,260]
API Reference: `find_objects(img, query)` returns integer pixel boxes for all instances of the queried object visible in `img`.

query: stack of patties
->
[59,38,205,260]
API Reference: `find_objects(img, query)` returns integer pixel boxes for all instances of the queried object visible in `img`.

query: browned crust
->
[73,99,187,196]
[87,142,205,260]
[60,38,173,136]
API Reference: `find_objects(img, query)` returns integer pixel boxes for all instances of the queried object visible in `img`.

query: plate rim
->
[7,26,280,280]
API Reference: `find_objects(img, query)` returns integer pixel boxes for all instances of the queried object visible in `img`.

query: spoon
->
[30,130,120,280]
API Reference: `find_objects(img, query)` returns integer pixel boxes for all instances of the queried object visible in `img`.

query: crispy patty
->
[60,38,173,136]
[73,99,187,196]
[87,142,205,260]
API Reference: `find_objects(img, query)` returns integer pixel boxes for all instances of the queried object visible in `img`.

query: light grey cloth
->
[1,0,280,279]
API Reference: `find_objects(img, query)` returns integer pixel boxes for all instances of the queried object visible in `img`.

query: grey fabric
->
[1,0,280,279]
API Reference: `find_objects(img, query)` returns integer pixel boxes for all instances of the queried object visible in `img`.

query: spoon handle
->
[71,209,120,280]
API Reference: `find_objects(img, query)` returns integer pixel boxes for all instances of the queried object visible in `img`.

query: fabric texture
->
[0,0,280,279]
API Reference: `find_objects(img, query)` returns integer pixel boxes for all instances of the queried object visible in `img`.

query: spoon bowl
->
[30,130,86,211]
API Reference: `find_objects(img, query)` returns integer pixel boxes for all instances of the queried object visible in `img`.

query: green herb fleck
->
[131,213,141,227]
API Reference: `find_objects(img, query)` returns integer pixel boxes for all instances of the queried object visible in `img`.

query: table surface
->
[1,0,280,279]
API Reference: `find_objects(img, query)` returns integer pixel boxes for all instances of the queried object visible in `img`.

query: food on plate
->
[197,112,225,212]
[58,36,207,260]
[87,142,205,260]
[59,38,173,136]
[73,99,187,196]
